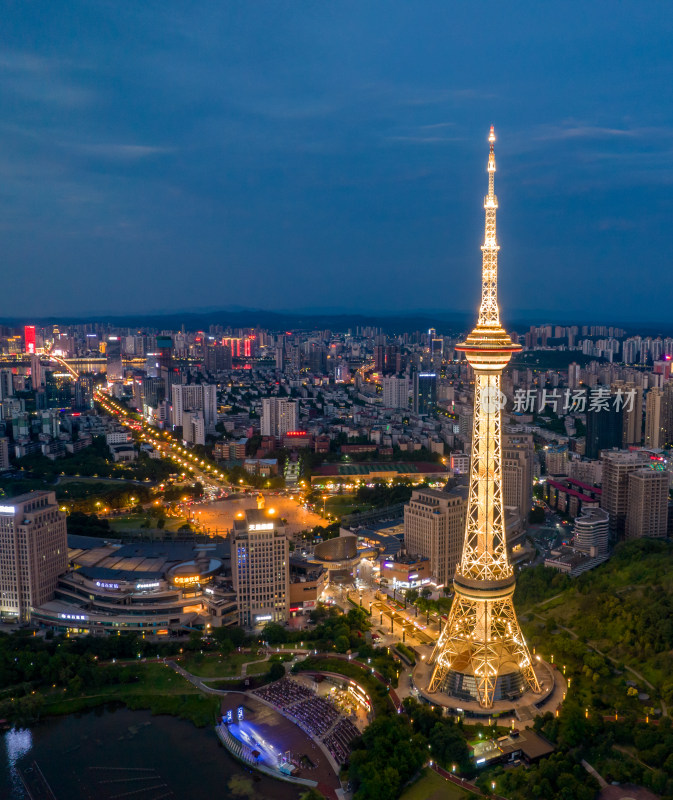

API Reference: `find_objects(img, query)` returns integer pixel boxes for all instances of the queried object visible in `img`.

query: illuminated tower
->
[428,127,540,707]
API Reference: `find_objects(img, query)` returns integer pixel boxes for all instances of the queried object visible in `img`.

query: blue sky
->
[2,2,673,322]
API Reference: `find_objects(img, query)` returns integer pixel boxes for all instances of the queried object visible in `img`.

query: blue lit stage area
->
[216,678,371,799]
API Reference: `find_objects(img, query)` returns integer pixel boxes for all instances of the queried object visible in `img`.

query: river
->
[0,707,302,800]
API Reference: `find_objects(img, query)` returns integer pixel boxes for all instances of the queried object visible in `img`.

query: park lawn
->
[245,660,272,676]
[178,652,267,678]
[108,514,150,530]
[41,662,220,728]
[325,496,372,518]
[400,768,472,800]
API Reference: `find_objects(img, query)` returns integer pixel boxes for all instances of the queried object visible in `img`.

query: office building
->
[0,491,67,623]
[231,509,289,628]
[261,397,298,437]
[626,468,669,539]
[106,336,123,381]
[573,507,609,556]
[600,450,649,535]
[586,398,623,459]
[171,384,217,432]
[403,487,465,587]
[382,376,409,409]
[413,372,437,415]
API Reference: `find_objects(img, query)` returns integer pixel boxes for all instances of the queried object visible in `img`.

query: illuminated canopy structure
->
[427,127,540,708]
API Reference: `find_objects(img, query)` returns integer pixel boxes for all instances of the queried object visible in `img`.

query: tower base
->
[413,658,557,722]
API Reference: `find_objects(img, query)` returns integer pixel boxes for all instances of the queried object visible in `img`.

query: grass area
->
[325,495,371,518]
[58,475,136,486]
[107,514,190,532]
[245,660,273,676]
[177,652,267,678]
[41,662,221,728]
[516,540,673,716]
[400,768,471,800]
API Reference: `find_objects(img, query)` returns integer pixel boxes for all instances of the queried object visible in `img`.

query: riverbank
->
[1,707,304,800]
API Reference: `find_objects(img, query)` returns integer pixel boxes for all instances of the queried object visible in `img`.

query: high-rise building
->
[261,398,298,437]
[502,435,533,521]
[106,336,123,381]
[545,446,569,476]
[413,372,437,415]
[664,381,673,447]
[204,343,232,372]
[0,437,9,472]
[382,376,409,409]
[231,509,289,628]
[586,396,623,459]
[428,128,539,708]
[30,354,44,390]
[0,369,14,400]
[24,325,36,355]
[573,507,609,556]
[403,488,466,588]
[600,449,649,535]
[0,491,67,623]
[645,387,665,449]
[182,411,206,446]
[625,468,669,539]
[171,384,217,432]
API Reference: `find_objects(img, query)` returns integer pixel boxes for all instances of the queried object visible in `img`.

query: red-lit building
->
[24,325,36,355]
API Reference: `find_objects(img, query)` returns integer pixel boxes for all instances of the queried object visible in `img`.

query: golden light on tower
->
[427,126,540,708]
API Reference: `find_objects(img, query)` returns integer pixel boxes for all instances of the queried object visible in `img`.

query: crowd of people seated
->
[253,677,312,708]
[291,696,339,736]
[324,718,360,765]
[254,678,361,765]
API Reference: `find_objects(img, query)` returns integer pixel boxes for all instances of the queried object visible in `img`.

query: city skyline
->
[2,3,673,320]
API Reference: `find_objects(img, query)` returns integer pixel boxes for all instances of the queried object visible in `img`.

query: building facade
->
[403,488,465,588]
[261,397,299,437]
[231,509,290,628]
[625,468,669,539]
[600,450,649,535]
[0,491,67,622]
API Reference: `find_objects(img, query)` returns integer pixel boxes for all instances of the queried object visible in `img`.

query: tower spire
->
[478,125,500,328]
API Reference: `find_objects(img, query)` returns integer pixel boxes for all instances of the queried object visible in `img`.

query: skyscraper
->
[586,394,623,459]
[427,128,539,708]
[0,492,67,623]
[231,509,289,628]
[171,384,217,432]
[106,336,123,381]
[413,372,437,415]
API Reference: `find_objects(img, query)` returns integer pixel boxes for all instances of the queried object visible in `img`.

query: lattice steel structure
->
[428,127,540,708]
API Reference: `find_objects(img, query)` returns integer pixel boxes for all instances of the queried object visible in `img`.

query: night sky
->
[2,2,672,323]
